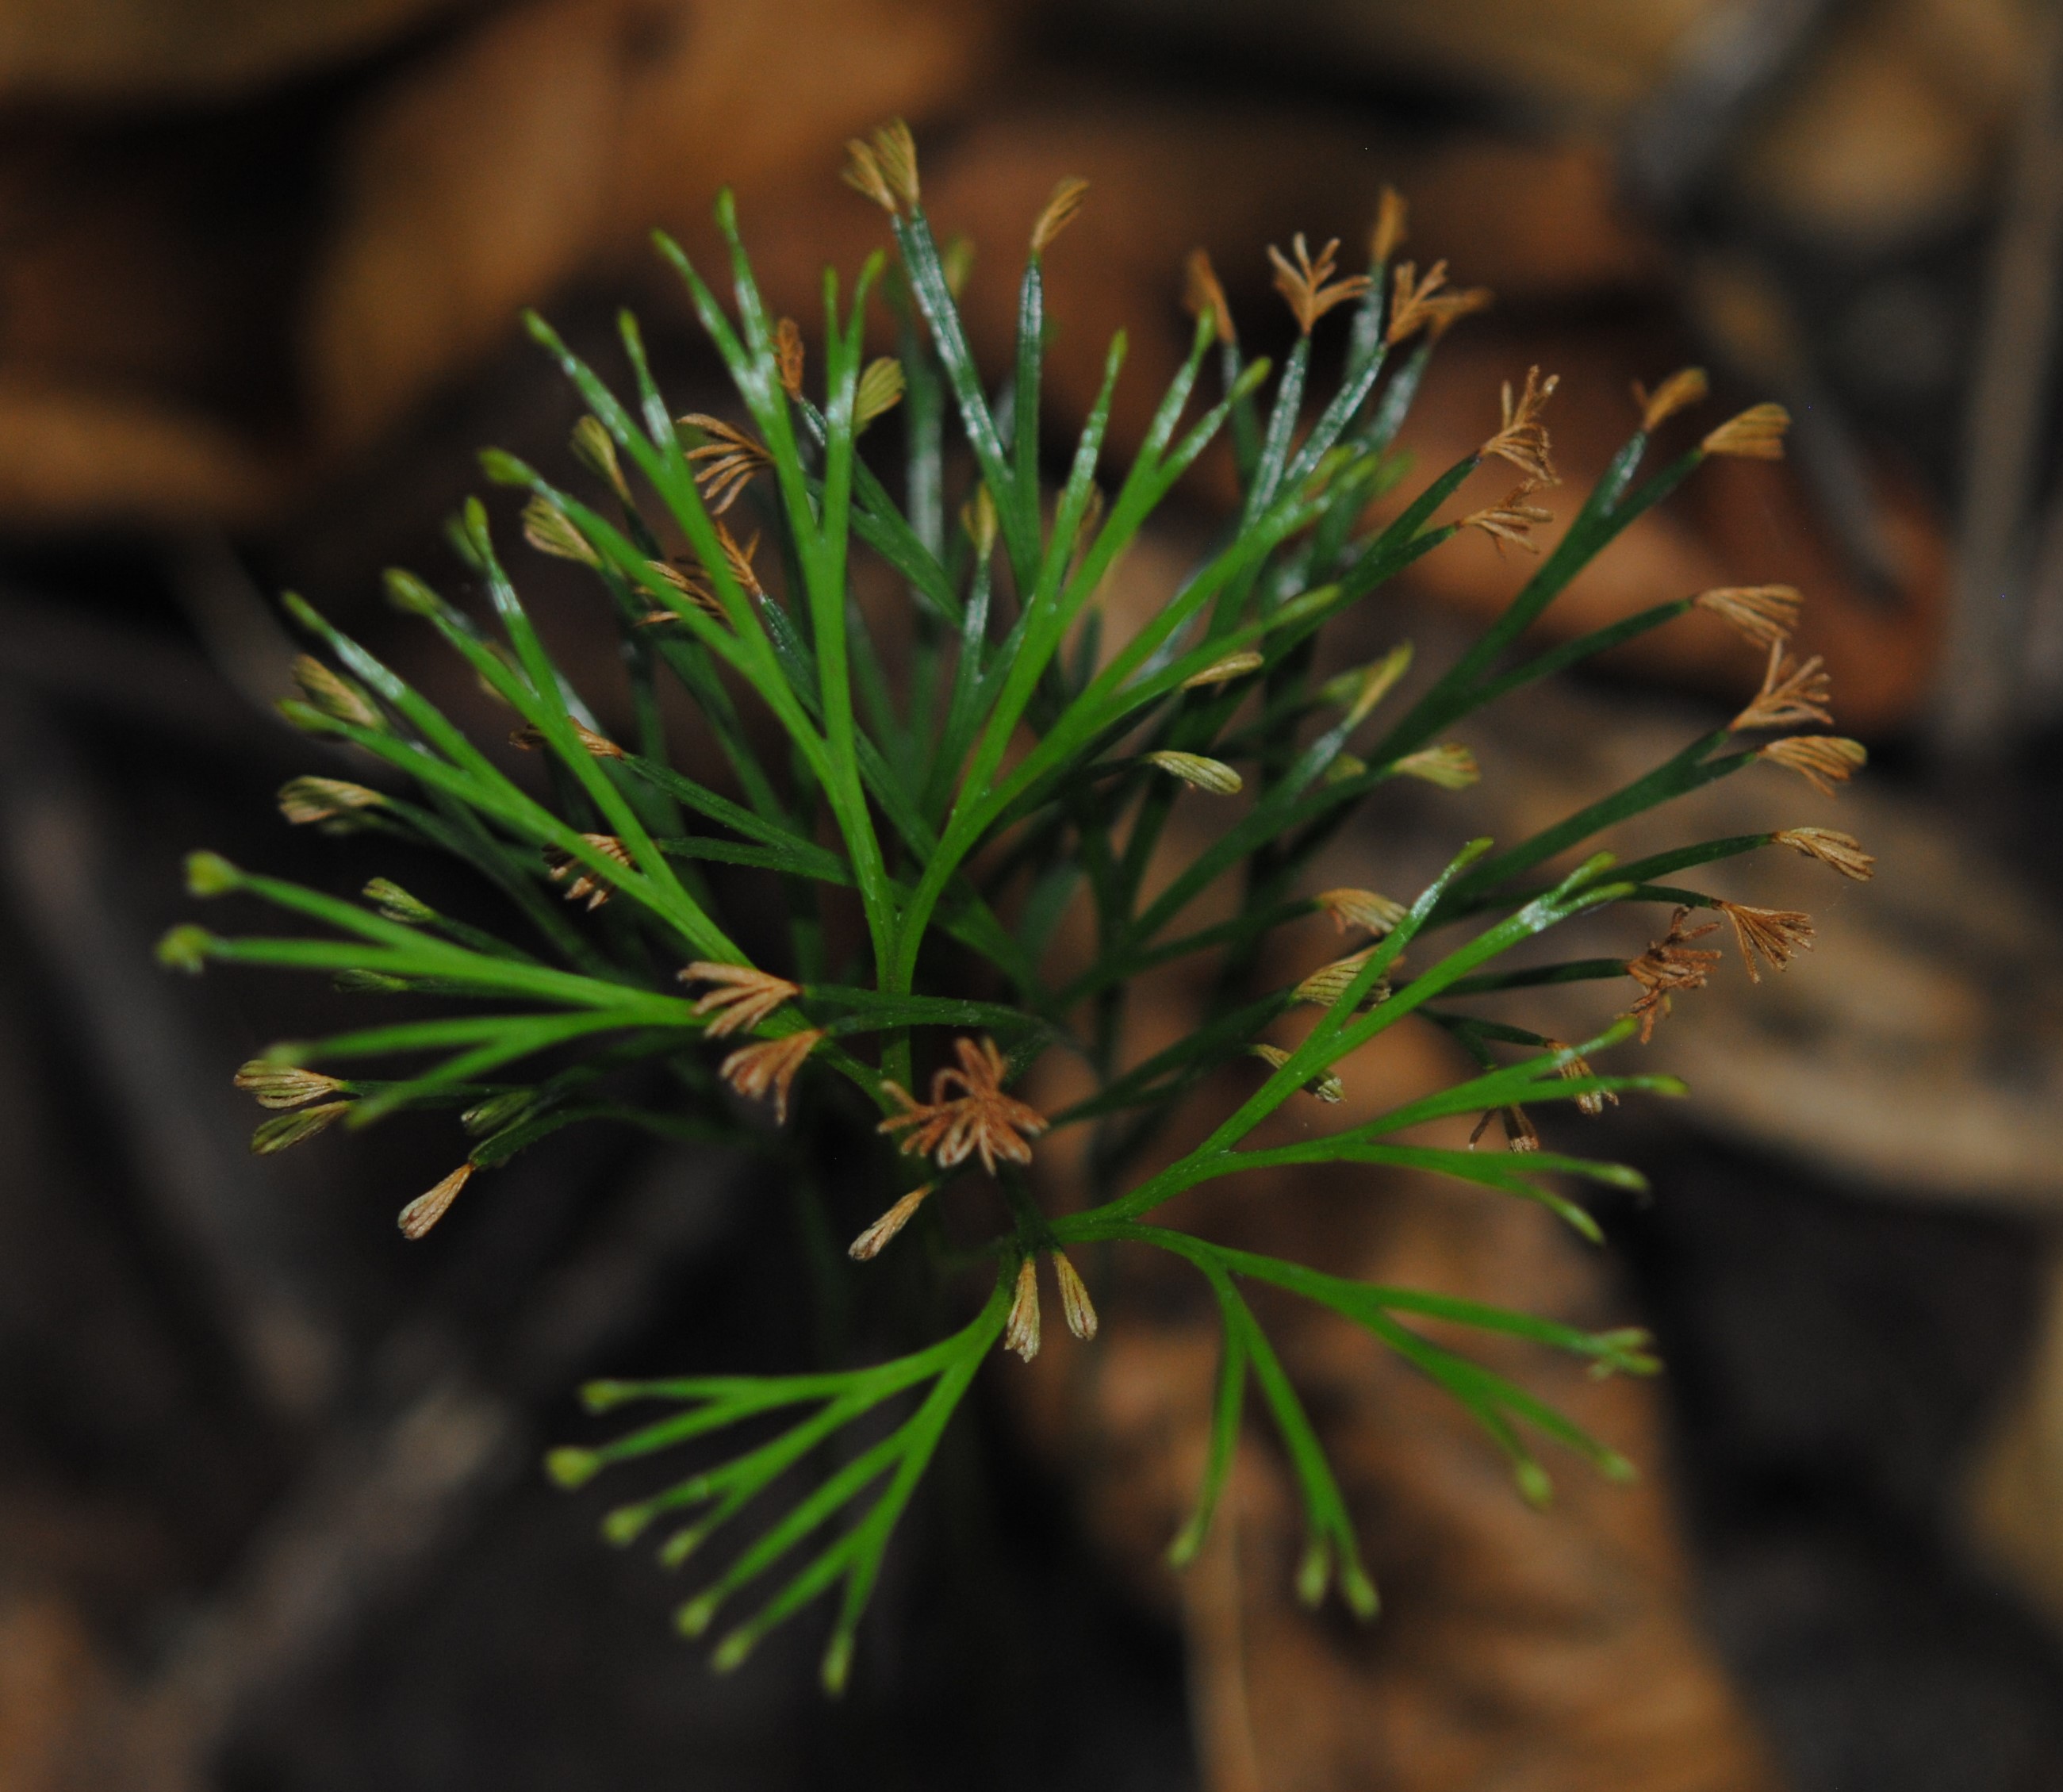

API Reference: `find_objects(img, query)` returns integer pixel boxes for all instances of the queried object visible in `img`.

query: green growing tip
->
[601,1504,653,1546]
[155,925,216,974]
[443,512,485,571]
[820,1630,853,1695]
[545,1447,600,1488]
[364,877,436,923]
[462,1089,536,1137]
[382,568,443,617]
[659,1518,715,1568]
[1340,1559,1380,1620]
[677,1593,719,1638]
[333,969,410,994]
[478,448,531,487]
[184,851,242,896]
[1295,1537,1329,1607]
[1516,1459,1555,1509]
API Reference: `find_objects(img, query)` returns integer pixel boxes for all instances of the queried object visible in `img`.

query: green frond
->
[169,144,1858,1684]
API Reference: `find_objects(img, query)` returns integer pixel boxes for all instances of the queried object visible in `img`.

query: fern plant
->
[163,121,1874,1692]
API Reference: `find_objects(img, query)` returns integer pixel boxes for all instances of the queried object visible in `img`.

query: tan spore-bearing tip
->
[544,834,634,908]
[842,137,895,213]
[1248,1042,1345,1103]
[1030,176,1090,255]
[1052,1251,1099,1341]
[291,655,381,730]
[1325,753,1367,785]
[277,777,385,825]
[1295,945,1388,1008]
[842,119,918,215]
[1004,1257,1041,1362]
[1716,901,1814,983]
[1773,827,1875,881]
[570,415,632,505]
[1480,365,1559,486]
[680,961,801,1038]
[522,497,599,566]
[1695,584,1802,650]
[642,560,724,619]
[1702,402,1789,460]
[399,1163,474,1240]
[1269,234,1372,336]
[719,1030,822,1125]
[853,358,905,432]
[1632,366,1708,433]
[1543,1040,1616,1116]
[1317,888,1407,935]
[1386,259,1493,346]
[773,317,805,401]
[251,1101,352,1156]
[1371,184,1408,265]
[1760,734,1866,796]
[1147,750,1243,795]
[848,1184,935,1261]
[1069,485,1106,570]
[1731,643,1833,732]
[877,1037,1049,1176]
[1470,1105,1540,1152]
[1321,641,1413,727]
[364,877,435,923]
[1182,650,1264,689]
[678,415,772,515]
[235,1061,348,1110]
[1461,485,1554,555]
[961,484,999,559]
[1394,743,1480,789]
[1624,906,1723,1043]
[1182,249,1236,346]
[509,719,624,758]
[714,523,766,598]
[941,234,975,297]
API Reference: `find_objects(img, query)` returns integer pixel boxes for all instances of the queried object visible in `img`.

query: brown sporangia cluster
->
[509,719,624,758]
[1267,232,1372,336]
[1003,1250,1098,1364]
[1759,732,1869,795]
[1695,584,1804,650]
[543,834,634,908]
[1715,902,1816,982]
[1624,908,1725,1043]
[1730,645,1834,732]
[1480,364,1560,487]
[879,1035,1049,1175]
[1385,258,1493,345]
[1460,486,1555,554]
[718,1031,823,1125]
[1182,248,1237,345]
[680,962,803,1037]
[1632,366,1710,432]
[681,414,773,515]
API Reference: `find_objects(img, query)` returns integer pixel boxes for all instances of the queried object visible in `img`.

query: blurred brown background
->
[6,1,2063,1788]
